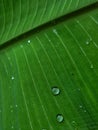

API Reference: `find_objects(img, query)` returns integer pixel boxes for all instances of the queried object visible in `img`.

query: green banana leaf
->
[0,0,98,130]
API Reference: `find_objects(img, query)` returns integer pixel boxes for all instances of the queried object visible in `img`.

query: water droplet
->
[15,104,18,108]
[8,57,11,60]
[11,126,14,129]
[72,120,76,124]
[53,29,58,35]
[84,110,87,113]
[90,64,93,69]
[27,40,31,43]
[51,87,60,96]
[11,110,13,113]
[20,45,23,48]
[78,88,80,91]
[11,76,14,80]
[86,39,92,45]
[72,121,78,127]
[86,41,89,45]
[56,114,64,123]
[79,105,83,108]
[49,39,51,42]
[10,105,13,108]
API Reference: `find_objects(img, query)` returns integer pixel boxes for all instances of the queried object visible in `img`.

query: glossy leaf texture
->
[0,0,98,130]
[0,0,97,45]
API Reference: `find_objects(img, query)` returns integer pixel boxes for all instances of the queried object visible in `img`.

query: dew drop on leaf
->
[84,110,87,113]
[51,87,60,96]
[90,64,94,69]
[11,76,14,80]
[56,114,64,123]
[79,105,83,108]
[11,126,14,129]
[20,45,23,48]
[10,105,13,109]
[72,120,78,128]
[15,104,18,108]
[27,40,31,43]
[86,41,90,45]
[53,29,58,35]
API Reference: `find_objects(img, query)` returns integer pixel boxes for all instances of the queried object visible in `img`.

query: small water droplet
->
[86,39,92,45]
[53,29,58,35]
[49,39,51,42]
[11,126,14,129]
[8,57,11,60]
[15,104,18,108]
[11,76,14,80]
[72,121,78,127]
[51,87,60,96]
[11,110,13,113]
[56,114,64,123]
[72,120,76,124]
[10,105,13,108]
[78,88,80,91]
[79,105,83,108]
[27,40,31,43]
[90,64,93,69]
[86,41,89,45]
[84,110,87,113]
[20,45,23,48]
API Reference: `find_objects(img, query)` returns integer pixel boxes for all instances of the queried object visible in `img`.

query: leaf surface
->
[0,0,98,130]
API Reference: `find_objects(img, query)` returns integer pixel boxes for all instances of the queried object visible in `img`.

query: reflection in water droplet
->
[11,76,14,80]
[51,87,60,96]
[86,41,89,45]
[56,114,64,123]
[27,40,31,43]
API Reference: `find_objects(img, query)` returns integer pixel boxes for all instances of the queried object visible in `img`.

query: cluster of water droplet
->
[51,86,64,123]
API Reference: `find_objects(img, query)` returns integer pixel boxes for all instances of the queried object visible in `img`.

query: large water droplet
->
[51,87,60,96]
[56,114,64,123]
